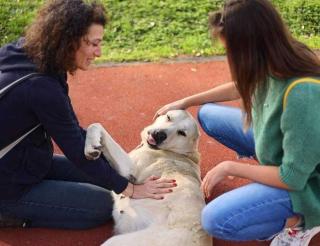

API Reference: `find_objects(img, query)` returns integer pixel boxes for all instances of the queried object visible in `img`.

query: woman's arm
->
[201,161,290,198]
[183,82,240,108]
[226,161,289,188]
[155,82,240,117]
[27,77,132,193]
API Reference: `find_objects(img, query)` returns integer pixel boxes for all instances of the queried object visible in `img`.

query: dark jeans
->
[0,155,113,229]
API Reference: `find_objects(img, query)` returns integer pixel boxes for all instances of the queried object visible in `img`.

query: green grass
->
[0,0,42,46]
[100,0,221,62]
[0,0,319,63]
[298,35,320,50]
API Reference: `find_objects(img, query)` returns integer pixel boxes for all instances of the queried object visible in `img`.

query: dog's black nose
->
[152,130,167,145]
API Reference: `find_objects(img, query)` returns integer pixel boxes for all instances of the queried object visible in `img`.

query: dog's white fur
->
[85,110,212,246]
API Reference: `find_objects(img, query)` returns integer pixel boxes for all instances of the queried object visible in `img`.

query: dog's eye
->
[177,130,186,137]
[167,115,171,121]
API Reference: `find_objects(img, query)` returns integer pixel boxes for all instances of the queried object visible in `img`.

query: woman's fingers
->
[155,182,177,188]
[155,188,173,194]
[202,183,208,198]
[205,183,212,198]
[201,175,207,190]
[153,100,186,120]
[153,107,168,120]
[201,175,211,198]
[155,178,176,184]
[153,112,160,120]
[149,194,164,200]
[155,178,177,189]
[147,175,160,181]
[144,176,177,196]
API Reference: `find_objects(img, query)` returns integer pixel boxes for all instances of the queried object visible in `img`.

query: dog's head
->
[141,110,200,156]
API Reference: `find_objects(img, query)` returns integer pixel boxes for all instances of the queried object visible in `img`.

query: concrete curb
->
[95,55,227,68]
[95,49,320,68]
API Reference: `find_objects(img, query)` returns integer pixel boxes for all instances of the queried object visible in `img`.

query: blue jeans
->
[0,155,113,229]
[198,103,298,241]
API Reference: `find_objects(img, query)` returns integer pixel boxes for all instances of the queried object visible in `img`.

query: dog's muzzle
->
[147,130,167,147]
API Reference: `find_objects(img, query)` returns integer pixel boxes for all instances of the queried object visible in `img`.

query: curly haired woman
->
[0,0,174,229]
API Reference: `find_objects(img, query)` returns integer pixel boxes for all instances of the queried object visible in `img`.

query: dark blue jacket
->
[0,39,128,200]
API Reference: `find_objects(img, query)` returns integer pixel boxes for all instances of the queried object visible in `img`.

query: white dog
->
[85,110,212,246]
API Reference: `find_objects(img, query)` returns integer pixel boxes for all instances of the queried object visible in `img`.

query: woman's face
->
[75,24,104,70]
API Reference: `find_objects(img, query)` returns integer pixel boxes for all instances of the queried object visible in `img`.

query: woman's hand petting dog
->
[153,99,187,120]
[123,175,177,200]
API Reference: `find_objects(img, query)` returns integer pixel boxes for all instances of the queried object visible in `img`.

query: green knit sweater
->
[252,77,320,229]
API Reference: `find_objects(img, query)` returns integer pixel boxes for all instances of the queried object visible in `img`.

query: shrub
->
[273,0,320,36]
[0,0,42,46]
[0,0,318,62]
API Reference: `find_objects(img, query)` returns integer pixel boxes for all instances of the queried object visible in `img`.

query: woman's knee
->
[197,103,227,137]
[201,184,294,241]
[83,187,114,224]
[201,203,220,237]
[58,189,113,229]
[201,199,237,240]
[4,181,114,229]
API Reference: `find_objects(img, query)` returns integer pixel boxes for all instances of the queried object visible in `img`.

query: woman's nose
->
[94,46,102,57]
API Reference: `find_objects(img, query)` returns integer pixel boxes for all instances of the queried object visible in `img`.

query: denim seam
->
[16,200,106,216]
[199,117,253,157]
[221,197,291,233]
[211,134,251,157]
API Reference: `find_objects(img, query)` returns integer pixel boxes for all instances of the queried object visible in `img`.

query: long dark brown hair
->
[23,0,107,75]
[209,0,320,125]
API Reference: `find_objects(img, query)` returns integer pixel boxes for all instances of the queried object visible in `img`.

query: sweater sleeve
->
[27,77,128,193]
[280,82,320,190]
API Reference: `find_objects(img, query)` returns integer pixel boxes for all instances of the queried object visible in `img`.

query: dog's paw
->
[84,144,102,160]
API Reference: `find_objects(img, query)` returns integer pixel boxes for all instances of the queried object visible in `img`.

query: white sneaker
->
[270,226,320,246]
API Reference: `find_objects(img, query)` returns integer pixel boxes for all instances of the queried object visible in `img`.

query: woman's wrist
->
[122,182,134,198]
[182,97,192,108]
[223,160,251,178]
[221,160,235,176]
[183,94,207,108]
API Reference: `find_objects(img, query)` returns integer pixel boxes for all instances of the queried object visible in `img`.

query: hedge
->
[0,0,318,62]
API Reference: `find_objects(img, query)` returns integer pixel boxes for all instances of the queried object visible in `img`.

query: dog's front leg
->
[85,123,134,179]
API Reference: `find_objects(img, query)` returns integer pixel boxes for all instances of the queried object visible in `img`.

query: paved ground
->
[0,59,319,245]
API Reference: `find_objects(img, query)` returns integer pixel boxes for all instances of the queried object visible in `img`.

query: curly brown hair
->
[23,0,107,75]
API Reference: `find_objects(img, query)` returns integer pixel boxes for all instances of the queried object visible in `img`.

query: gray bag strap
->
[0,124,41,159]
[0,73,40,99]
[0,73,42,159]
